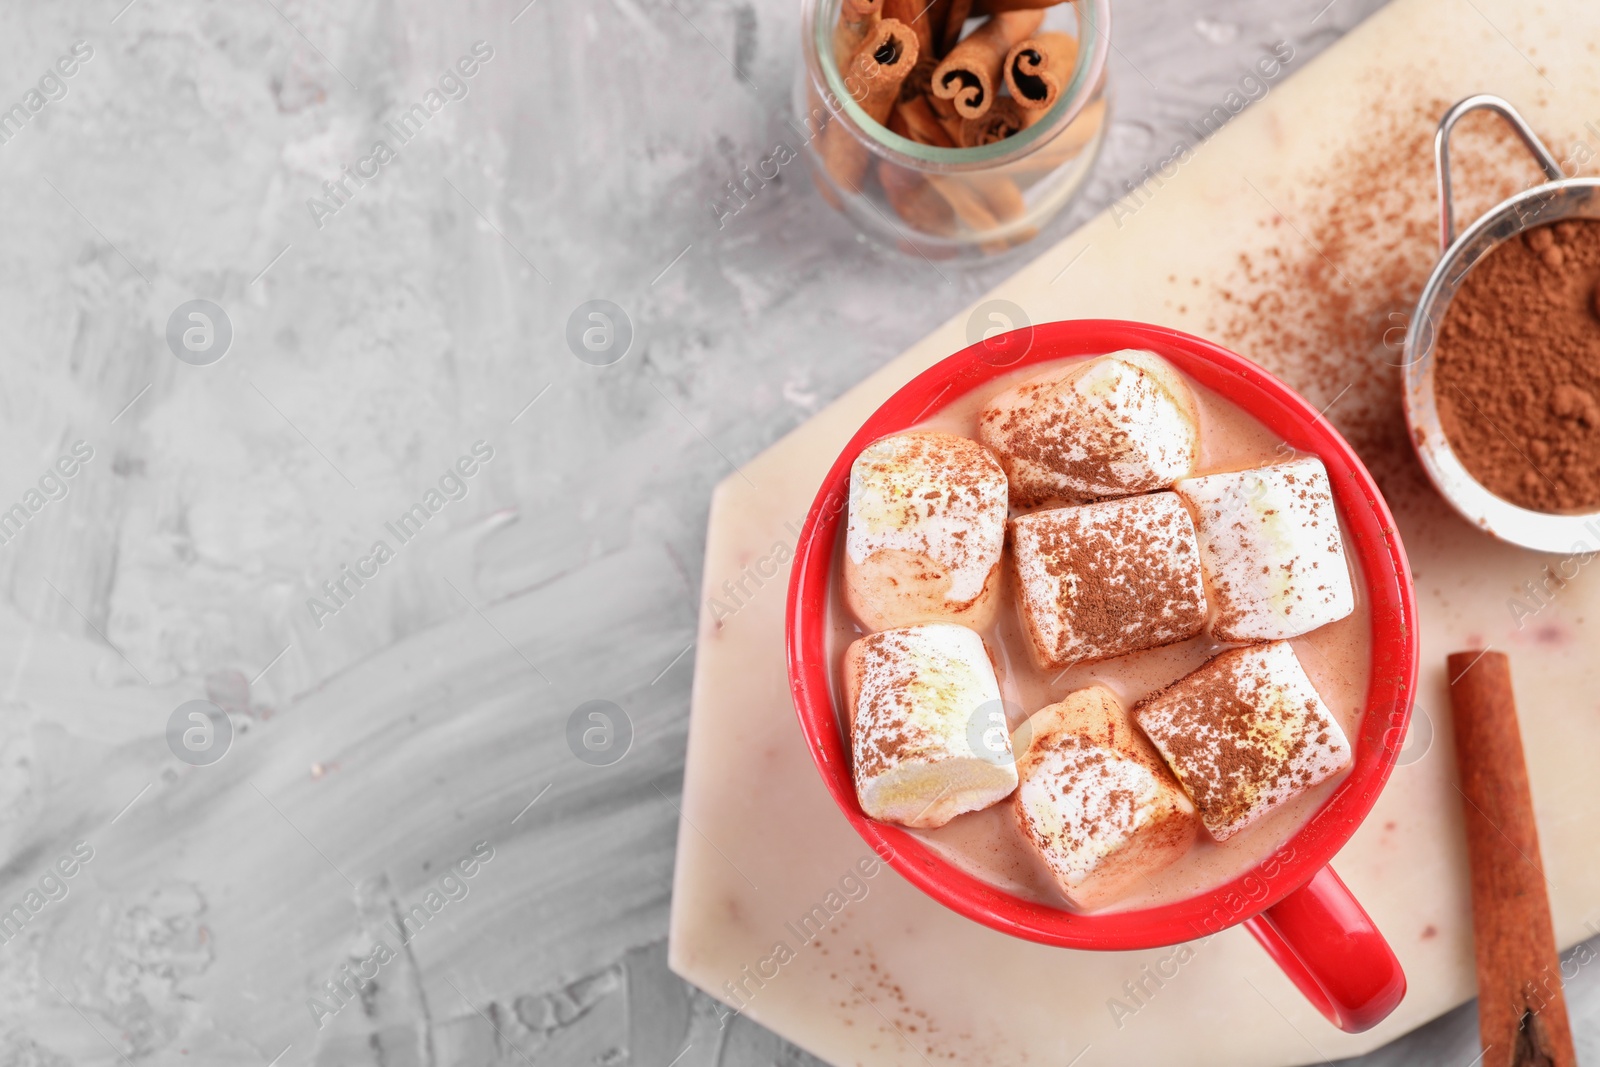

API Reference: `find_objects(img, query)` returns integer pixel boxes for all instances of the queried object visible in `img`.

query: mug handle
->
[1242,865,1407,1033]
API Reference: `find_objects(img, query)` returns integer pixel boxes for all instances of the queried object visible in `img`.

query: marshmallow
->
[1010,492,1208,667]
[977,350,1199,507]
[845,624,1019,829]
[1134,642,1352,842]
[1174,456,1355,641]
[845,431,1009,632]
[1012,686,1197,909]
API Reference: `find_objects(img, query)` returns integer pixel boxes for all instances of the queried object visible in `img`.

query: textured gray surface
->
[1,0,1583,1064]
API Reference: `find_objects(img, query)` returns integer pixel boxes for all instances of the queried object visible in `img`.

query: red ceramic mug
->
[784,319,1416,1033]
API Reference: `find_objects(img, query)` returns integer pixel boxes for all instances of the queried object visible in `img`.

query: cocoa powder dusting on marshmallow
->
[853,630,923,781]
[1012,493,1207,665]
[986,391,1130,507]
[1134,644,1350,839]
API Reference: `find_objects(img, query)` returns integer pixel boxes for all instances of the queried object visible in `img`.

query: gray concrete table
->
[2,0,1595,1064]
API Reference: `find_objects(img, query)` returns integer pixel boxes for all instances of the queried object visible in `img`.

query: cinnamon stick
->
[882,0,935,62]
[1009,96,1105,178]
[968,172,1025,224]
[926,173,1031,252]
[958,96,1033,147]
[1003,31,1077,112]
[1448,650,1577,1067]
[925,90,967,143]
[930,10,1044,119]
[820,19,921,191]
[937,0,973,55]
[881,0,937,101]
[897,52,939,103]
[833,0,884,65]
[849,20,921,126]
[889,94,957,148]
[888,97,1024,229]
[882,98,957,235]
[883,100,1023,246]
[879,161,956,236]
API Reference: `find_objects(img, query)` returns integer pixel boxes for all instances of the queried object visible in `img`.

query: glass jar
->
[795,0,1110,260]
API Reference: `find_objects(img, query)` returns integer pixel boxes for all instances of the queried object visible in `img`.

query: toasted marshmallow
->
[1174,456,1355,641]
[1134,642,1352,842]
[844,431,1009,632]
[978,350,1199,507]
[1010,492,1208,667]
[1012,686,1196,909]
[844,624,1018,829]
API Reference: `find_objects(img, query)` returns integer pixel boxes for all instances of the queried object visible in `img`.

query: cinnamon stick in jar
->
[937,0,973,55]
[833,0,884,65]
[931,10,1045,119]
[1447,650,1577,1067]
[821,19,922,191]
[926,173,1031,252]
[879,162,957,237]
[958,96,1033,147]
[882,97,957,236]
[882,0,936,101]
[889,94,957,147]
[887,95,1029,246]
[925,90,967,143]
[883,97,1023,245]
[882,0,936,62]
[1004,31,1078,112]
[1006,94,1105,175]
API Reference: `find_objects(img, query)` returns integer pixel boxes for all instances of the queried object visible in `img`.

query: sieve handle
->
[1434,94,1565,253]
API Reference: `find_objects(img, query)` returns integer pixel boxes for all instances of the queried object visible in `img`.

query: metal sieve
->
[1402,93,1600,552]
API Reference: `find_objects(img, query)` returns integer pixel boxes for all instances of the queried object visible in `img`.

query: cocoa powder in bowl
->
[1433,218,1600,513]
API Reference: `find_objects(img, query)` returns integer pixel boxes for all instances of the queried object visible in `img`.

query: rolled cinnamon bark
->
[925,91,967,142]
[882,0,935,61]
[927,176,999,228]
[885,98,1027,244]
[1006,94,1105,175]
[881,99,958,236]
[922,0,954,48]
[969,173,1025,222]
[849,19,921,125]
[958,96,1032,146]
[1004,31,1078,111]
[889,94,958,147]
[834,0,884,65]
[820,19,922,191]
[927,174,1031,251]
[879,162,956,236]
[938,0,973,55]
[1448,650,1577,1067]
[883,0,937,100]
[930,10,1045,119]
[898,52,939,102]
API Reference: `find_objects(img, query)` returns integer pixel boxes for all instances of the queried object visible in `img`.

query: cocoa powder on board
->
[1433,219,1600,513]
[1202,95,1545,506]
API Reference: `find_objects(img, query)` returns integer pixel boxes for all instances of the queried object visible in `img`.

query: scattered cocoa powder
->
[1433,218,1600,512]
[1201,87,1590,525]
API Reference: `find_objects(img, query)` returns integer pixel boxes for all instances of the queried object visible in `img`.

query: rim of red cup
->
[784,319,1418,951]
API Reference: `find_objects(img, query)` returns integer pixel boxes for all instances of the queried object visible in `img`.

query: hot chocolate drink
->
[830,351,1371,912]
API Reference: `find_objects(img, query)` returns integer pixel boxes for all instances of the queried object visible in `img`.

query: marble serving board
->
[668,1,1600,1063]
